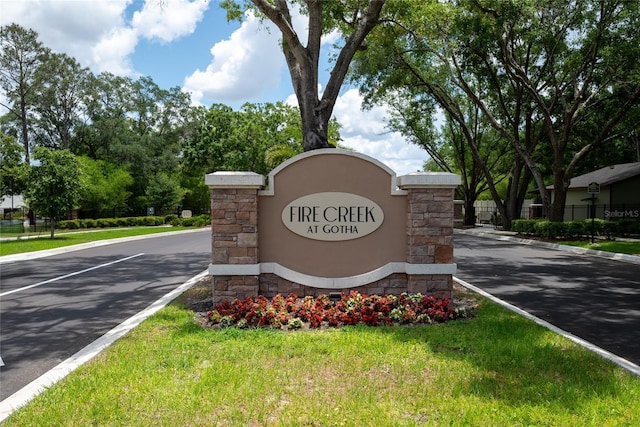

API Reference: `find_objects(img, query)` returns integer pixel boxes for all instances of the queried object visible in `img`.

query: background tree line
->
[0,23,339,224]
[3,0,640,231]
[350,0,640,227]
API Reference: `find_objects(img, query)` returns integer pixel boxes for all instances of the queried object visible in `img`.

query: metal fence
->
[563,204,640,222]
[473,203,640,223]
[474,204,536,224]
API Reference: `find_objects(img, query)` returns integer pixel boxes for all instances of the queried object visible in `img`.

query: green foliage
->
[181,102,311,176]
[169,214,211,227]
[145,173,183,216]
[0,133,27,198]
[615,219,640,236]
[0,24,49,163]
[58,216,168,230]
[24,147,83,237]
[77,156,133,217]
[511,219,539,235]
[512,218,638,239]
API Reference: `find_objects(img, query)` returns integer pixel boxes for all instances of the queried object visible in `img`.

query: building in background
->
[553,163,640,221]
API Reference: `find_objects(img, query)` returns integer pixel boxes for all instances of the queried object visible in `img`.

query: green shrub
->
[56,214,215,230]
[59,220,79,230]
[141,216,164,226]
[193,217,208,227]
[96,218,114,228]
[565,221,585,238]
[601,220,617,239]
[514,217,638,239]
[615,219,640,236]
[533,221,551,238]
[180,217,195,227]
[512,219,538,234]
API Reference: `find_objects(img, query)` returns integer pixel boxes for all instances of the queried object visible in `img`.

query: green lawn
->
[4,286,639,426]
[559,239,640,256]
[0,227,198,257]
[3,228,638,425]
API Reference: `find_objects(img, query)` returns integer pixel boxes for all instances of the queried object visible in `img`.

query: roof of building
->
[568,162,640,188]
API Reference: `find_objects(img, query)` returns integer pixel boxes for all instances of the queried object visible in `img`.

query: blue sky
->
[0,0,428,175]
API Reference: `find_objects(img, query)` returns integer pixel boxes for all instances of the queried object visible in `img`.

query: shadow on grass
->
[366,301,625,408]
[173,296,630,412]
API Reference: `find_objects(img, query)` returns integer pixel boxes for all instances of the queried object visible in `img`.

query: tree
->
[0,133,26,206]
[31,52,91,150]
[452,0,640,221]
[224,0,386,151]
[0,24,49,163]
[24,147,83,238]
[77,156,133,218]
[72,72,137,160]
[353,0,640,225]
[71,72,196,216]
[182,101,340,177]
[145,173,183,216]
[350,0,527,228]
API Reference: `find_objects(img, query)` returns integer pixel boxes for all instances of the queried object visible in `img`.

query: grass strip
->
[559,240,640,256]
[0,227,196,257]
[4,294,639,426]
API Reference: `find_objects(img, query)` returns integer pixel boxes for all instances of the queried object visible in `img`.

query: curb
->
[0,228,208,264]
[0,270,209,423]
[454,277,640,376]
[456,229,640,265]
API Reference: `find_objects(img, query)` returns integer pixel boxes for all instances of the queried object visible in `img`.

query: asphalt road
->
[454,231,640,366]
[0,229,211,400]
[2,228,638,401]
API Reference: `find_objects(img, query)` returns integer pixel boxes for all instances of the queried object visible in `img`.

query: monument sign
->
[206,149,460,303]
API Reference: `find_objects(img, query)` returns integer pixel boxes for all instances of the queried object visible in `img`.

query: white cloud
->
[90,27,139,76]
[333,89,427,176]
[286,90,427,176]
[132,0,209,43]
[0,0,208,77]
[0,0,132,73]
[182,4,333,106]
[183,10,285,105]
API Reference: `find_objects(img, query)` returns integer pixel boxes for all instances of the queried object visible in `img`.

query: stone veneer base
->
[212,273,452,305]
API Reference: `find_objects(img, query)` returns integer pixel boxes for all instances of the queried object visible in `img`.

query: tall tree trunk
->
[463,197,476,226]
[550,171,570,222]
[252,0,385,152]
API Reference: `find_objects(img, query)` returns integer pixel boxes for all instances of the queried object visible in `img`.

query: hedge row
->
[169,214,211,227]
[512,219,640,239]
[58,214,211,230]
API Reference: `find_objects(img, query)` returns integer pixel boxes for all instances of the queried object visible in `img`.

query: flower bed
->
[204,291,471,330]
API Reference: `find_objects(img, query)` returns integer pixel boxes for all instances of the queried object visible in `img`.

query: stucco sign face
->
[282,192,384,241]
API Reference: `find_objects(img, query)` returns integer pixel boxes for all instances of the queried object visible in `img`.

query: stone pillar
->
[398,173,460,299]
[454,200,464,228]
[205,172,265,304]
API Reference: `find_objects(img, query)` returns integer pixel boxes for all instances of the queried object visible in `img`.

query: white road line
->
[0,269,209,423]
[0,253,145,298]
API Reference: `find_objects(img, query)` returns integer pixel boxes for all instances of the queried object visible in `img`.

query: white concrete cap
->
[205,171,265,189]
[397,172,461,189]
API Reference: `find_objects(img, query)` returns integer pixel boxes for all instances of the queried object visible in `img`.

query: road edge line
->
[0,269,209,423]
[456,229,640,265]
[0,228,208,264]
[454,276,640,376]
